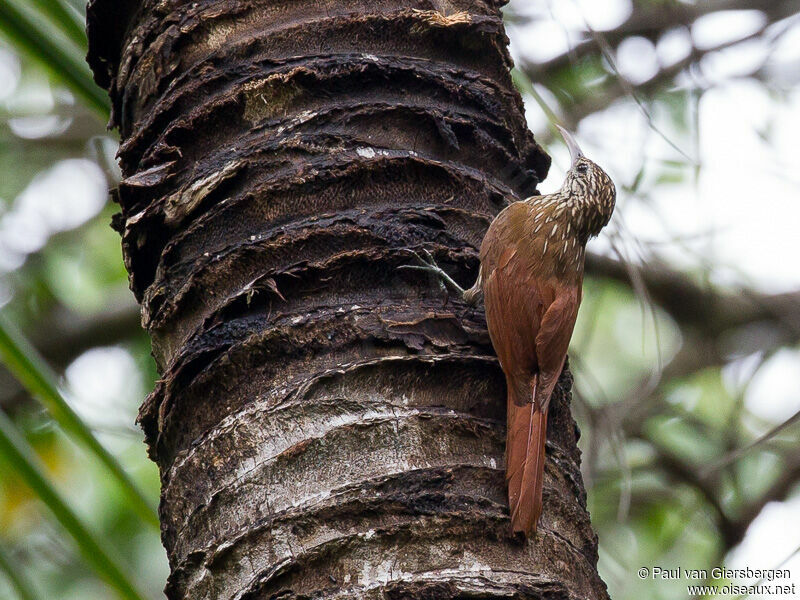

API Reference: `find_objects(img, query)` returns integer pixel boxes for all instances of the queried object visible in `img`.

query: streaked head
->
[556,125,616,238]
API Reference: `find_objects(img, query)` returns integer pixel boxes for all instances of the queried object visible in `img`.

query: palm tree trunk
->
[87,1,609,598]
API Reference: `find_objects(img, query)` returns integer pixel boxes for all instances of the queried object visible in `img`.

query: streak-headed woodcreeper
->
[403,126,616,537]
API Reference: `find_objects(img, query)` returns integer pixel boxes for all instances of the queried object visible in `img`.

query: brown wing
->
[533,285,581,410]
[479,202,559,399]
[482,250,549,404]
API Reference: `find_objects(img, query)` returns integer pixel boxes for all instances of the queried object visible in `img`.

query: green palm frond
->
[30,0,87,49]
[0,315,159,528]
[0,0,109,119]
[0,410,149,600]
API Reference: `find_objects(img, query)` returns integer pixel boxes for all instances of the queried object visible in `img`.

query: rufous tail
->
[505,377,548,537]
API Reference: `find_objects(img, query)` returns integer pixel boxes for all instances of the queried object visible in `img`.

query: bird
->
[402,126,615,537]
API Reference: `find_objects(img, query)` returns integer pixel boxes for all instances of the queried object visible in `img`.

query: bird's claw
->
[397,251,447,292]
[399,248,436,270]
[398,248,467,297]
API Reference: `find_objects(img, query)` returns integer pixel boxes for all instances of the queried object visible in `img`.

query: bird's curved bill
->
[556,125,584,166]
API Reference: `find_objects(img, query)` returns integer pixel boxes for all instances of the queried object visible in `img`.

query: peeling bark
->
[86,1,609,598]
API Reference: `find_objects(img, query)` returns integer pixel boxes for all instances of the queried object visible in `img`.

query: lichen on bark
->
[86,0,609,598]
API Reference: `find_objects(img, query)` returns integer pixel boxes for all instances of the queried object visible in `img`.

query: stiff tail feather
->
[505,376,548,536]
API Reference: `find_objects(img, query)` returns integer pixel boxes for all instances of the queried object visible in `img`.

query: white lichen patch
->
[359,559,407,587]
[457,552,491,573]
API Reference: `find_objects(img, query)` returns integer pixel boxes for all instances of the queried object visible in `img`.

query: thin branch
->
[701,407,800,476]
[585,252,800,341]
[520,0,800,80]
[559,28,768,128]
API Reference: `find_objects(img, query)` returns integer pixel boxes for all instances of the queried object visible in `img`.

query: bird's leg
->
[399,249,469,298]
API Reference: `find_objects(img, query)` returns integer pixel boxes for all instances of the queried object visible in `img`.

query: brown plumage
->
[406,127,615,537]
[472,127,615,536]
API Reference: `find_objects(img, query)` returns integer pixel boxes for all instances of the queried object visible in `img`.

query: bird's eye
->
[575,163,589,175]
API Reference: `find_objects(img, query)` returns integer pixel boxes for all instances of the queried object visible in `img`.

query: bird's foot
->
[399,248,467,298]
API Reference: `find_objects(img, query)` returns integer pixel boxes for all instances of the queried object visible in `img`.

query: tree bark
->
[86,1,609,598]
